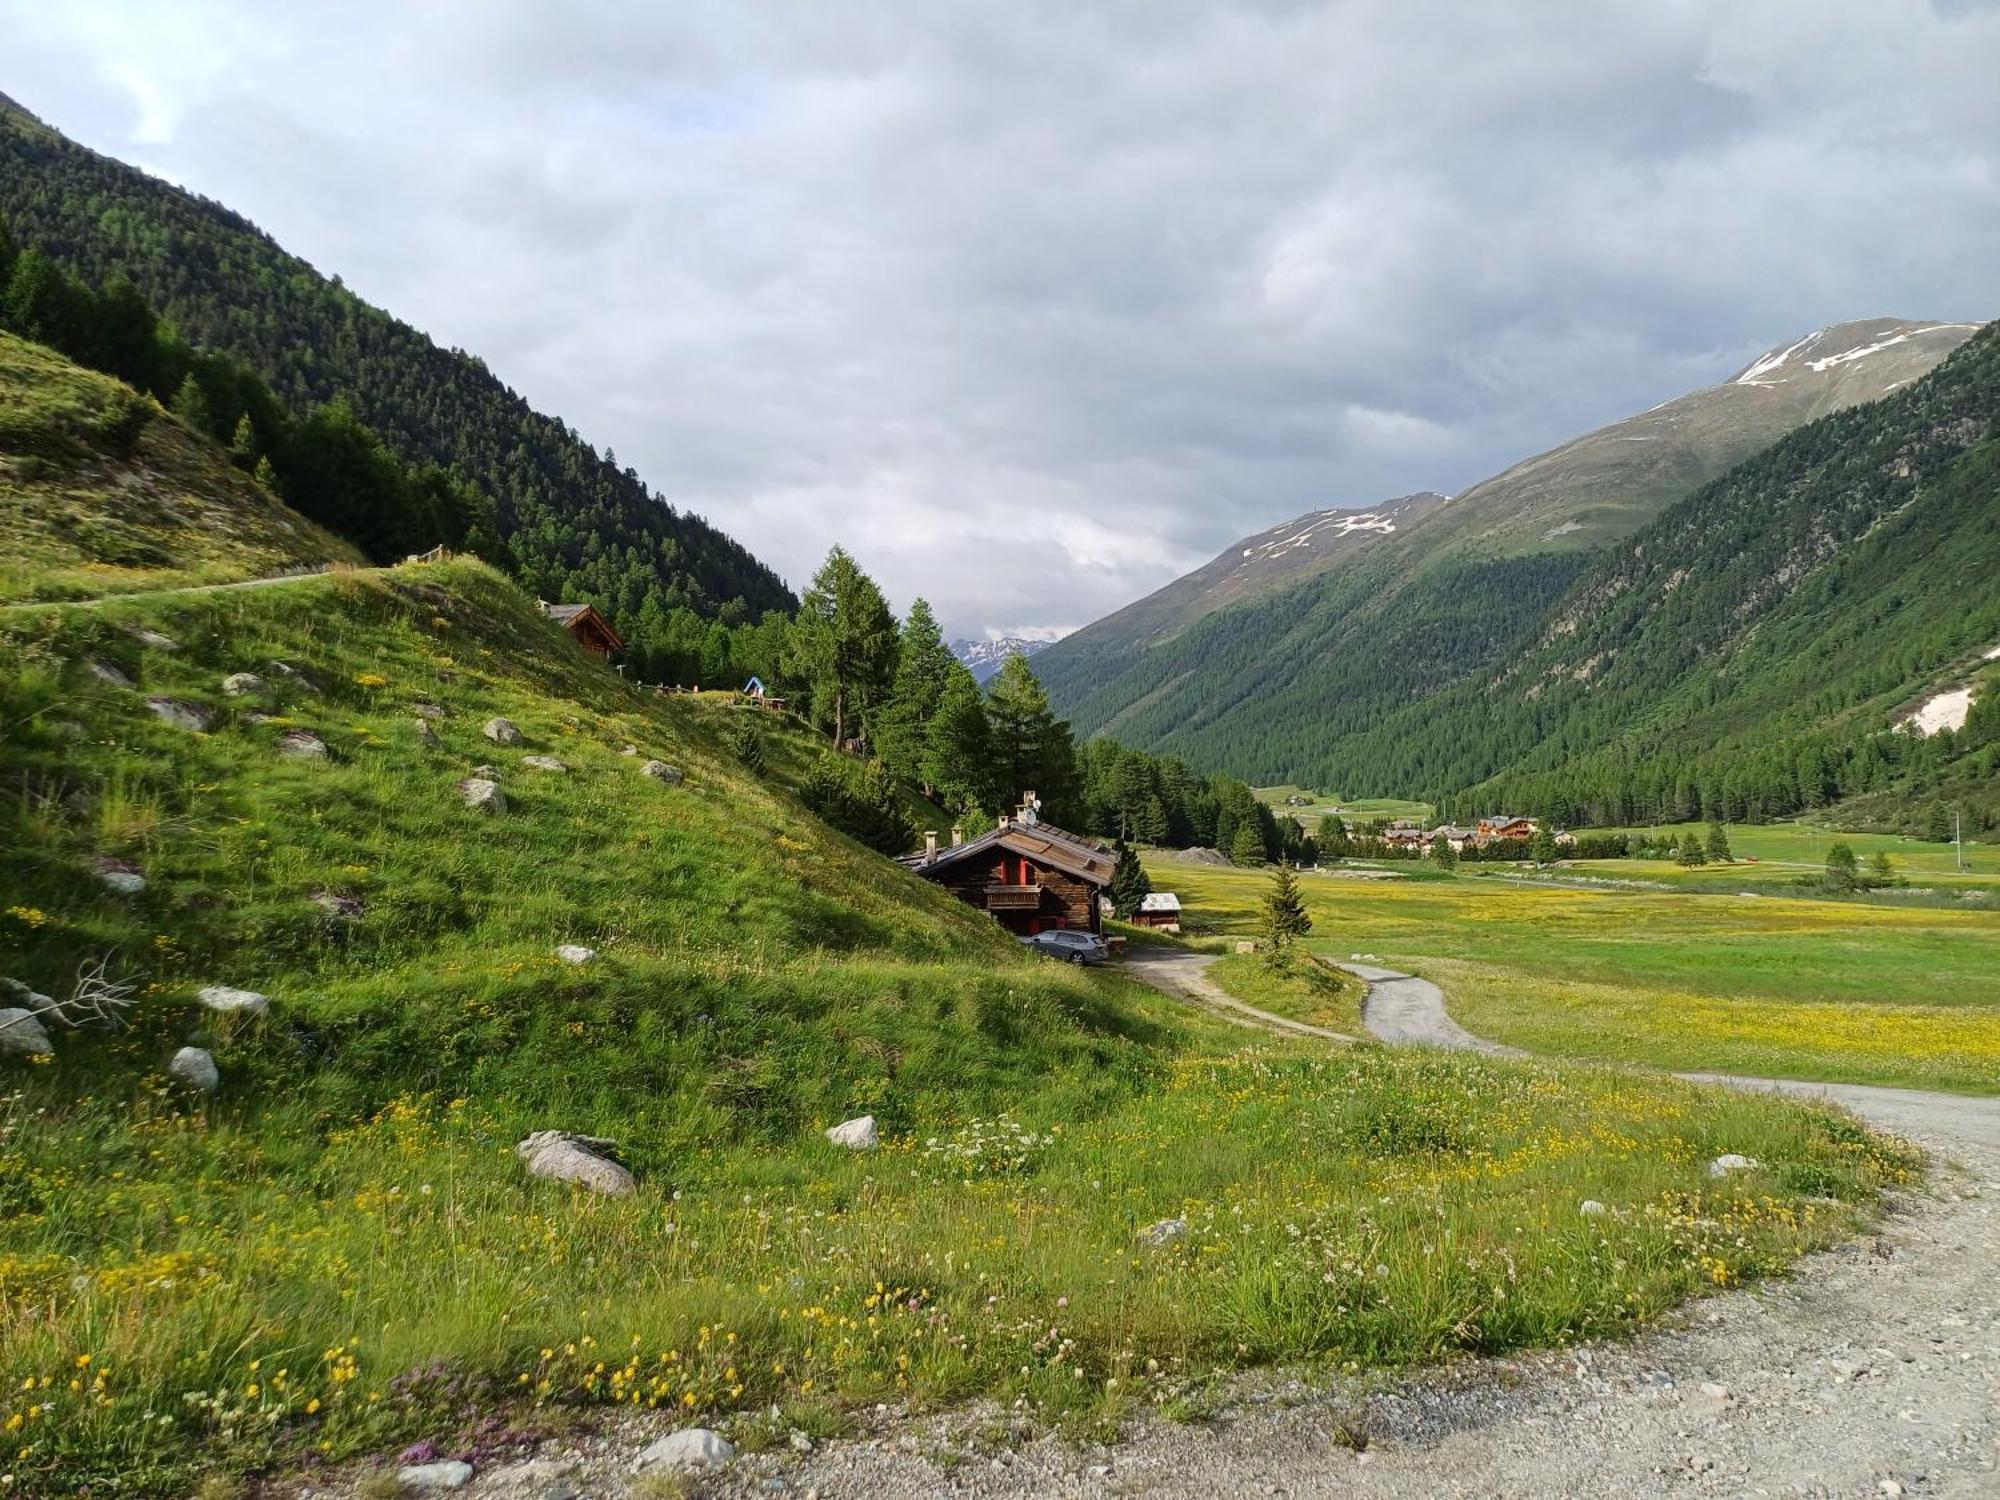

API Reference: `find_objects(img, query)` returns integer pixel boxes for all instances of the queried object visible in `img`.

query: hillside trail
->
[692,954,2000,1498]
[0,563,368,617]
[1120,948,1356,1043]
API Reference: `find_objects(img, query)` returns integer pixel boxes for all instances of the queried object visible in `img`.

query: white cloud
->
[4,0,1996,636]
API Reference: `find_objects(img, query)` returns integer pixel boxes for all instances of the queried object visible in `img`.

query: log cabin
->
[900,795,1115,936]
[539,601,624,661]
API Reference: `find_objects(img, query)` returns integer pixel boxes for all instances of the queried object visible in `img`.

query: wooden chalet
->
[900,795,1115,936]
[1474,815,1537,843]
[1132,891,1182,932]
[540,601,623,661]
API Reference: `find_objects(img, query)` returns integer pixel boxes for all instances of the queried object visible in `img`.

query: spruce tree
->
[1229,823,1266,866]
[921,670,993,812]
[785,547,899,747]
[1106,840,1153,920]
[985,654,1078,819]
[1705,822,1732,862]
[1430,832,1457,870]
[1824,841,1859,892]
[1677,832,1707,867]
[1527,826,1559,866]
[1259,861,1312,956]
[874,599,960,792]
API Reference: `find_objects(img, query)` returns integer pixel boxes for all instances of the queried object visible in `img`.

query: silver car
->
[1019,929,1111,965]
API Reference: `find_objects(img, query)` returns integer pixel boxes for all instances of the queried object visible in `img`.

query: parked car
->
[1019,929,1111,965]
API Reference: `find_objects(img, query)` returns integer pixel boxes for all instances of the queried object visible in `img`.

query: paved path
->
[1336,960,1522,1057]
[1122,948,1356,1043]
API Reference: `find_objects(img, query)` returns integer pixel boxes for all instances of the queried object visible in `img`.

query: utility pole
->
[1956,808,1966,872]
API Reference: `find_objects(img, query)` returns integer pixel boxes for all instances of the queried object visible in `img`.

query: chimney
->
[951,825,964,848]
[924,830,939,864]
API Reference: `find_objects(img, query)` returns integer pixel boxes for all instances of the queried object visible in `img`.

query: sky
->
[5,2,1997,639]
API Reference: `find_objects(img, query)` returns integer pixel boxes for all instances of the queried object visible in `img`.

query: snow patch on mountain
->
[1240,510,1398,566]
[951,634,1061,684]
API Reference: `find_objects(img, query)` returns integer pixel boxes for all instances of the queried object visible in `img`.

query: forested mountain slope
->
[0,91,793,626]
[1035,320,1979,780]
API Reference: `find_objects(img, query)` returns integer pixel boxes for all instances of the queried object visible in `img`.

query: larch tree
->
[785,547,899,747]
[984,653,1078,819]
[874,599,961,793]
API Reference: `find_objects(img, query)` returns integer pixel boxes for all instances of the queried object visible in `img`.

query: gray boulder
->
[633,1428,735,1473]
[0,1007,54,1059]
[397,1460,474,1491]
[1706,1154,1759,1179]
[412,701,448,720]
[825,1115,878,1150]
[264,660,319,692]
[554,944,597,965]
[1140,1217,1189,1248]
[459,777,506,814]
[197,985,269,1017]
[483,717,523,745]
[521,755,568,773]
[146,697,213,732]
[312,891,364,924]
[277,730,329,760]
[126,627,177,651]
[1580,1199,1608,1217]
[96,857,146,895]
[516,1131,635,1196]
[221,672,264,696]
[88,659,134,688]
[414,718,441,748]
[640,760,684,784]
[168,1046,220,1093]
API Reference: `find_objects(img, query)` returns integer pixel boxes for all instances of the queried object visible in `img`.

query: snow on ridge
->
[1807,331,1914,373]
[1734,330,1823,385]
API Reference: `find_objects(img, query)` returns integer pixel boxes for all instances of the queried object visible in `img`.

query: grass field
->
[1208,952,1369,1034]
[0,559,1924,1492]
[1150,860,2000,1093]
[1252,786,1435,824]
[1579,820,2000,891]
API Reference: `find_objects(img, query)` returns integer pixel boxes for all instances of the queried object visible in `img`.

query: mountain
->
[0,91,793,628]
[1034,318,1983,788]
[0,329,361,603]
[951,634,1058,683]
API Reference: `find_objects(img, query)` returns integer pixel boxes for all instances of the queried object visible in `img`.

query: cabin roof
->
[539,600,625,652]
[1139,892,1181,912]
[901,820,1116,886]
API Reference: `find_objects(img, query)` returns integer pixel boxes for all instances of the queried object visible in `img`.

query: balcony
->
[983,884,1043,911]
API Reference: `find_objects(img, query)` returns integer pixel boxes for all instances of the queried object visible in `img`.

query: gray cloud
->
[7,0,1997,636]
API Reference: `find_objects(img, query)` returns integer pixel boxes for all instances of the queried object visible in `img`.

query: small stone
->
[126,627,177,651]
[789,1430,814,1454]
[221,672,264,696]
[96,857,145,895]
[412,702,448,720]
[397,1460,474,1491]
[415,719,441,747]
[1140,1217,1189,1248]
[517,1131,635,1196]
[471,764,501,778]
[634,1428,735,1472]
[1706,1154,1759,1179]
[619,743,640,756]
[168,1046,219,1093]
[460,777,506,814]
[88,659,134,688]
[197,985,270,1017]
[265,660,319,692]
[0,1007,55,1058]
[825,1115,878,1150]
[521,755,568,773]
[277,729,329,760]
[1579,1199,1607,1217]
[554,944,597,965]
[312,891,364,924]
[640,760,684,784]
[1881,1481,1905,1497]
[483,717,523,745]
[146,696,213,731]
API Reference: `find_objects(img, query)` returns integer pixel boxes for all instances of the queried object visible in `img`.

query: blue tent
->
[743,676,767,697]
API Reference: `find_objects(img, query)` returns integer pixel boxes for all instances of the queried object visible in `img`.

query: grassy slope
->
[1579,821,2000,892]
[0,331,362,603]
[0,561,1920,1493]
[1157,859,2000,1093]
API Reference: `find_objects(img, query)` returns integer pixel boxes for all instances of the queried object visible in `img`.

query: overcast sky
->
[7,2,1997,638]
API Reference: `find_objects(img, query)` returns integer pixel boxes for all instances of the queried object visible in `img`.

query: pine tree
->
[1430,832,1457,870]
[921,670,993,812]
[985,654,1077,818]
[1527,827,1559,866]
[1676,832,1707,867]
[1705,822,1732,862]
[1824,841,1859,892]
[1867,850,1895,888]
[785,547,898,747]
[1229,823,1266,865]
[874,599,961,792]
[170,372,214,439]
[228,412,260,469]
[1259,861,1312,955]
[1926,802,1954,842]
[1106,840,1152,920]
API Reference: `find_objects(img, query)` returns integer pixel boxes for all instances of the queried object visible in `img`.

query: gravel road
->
[1120,949,1357,1043]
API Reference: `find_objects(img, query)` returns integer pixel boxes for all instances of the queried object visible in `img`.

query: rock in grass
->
[619,743,640,757]
[1579,1200,1607,1217]
[414,718,441,748]
[96,857,145,895]
[412,701,448,720]
[825,1115,878,1150]
[554,944,597,965]
[640,760,684,784]
[521,754,568,773]
[397,1460,474,1491]
[516,1131,635,1196]
[483,717,523,745]
[168,1046,219,1093]
[197,985,269,1017]
[277,729,329,760]
[265,660,319,692]
[312,891,364,924]
[459,777,506,815]
[221,672,264,696]
[146,697,213,732]
[1706,1154,1759,1179]
[633,1428,735,1472]
[1140,1217,1189,1248]
[88,659,134,688]
[126,627,177,651]
[0,1007,54,1058]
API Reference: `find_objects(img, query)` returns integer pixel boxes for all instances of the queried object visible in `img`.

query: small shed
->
[540,601,623,661]
[1132,891,1182,933]
[900,796,1114,936]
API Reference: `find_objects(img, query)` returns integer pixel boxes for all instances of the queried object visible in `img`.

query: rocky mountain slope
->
[1033,319,1983,789]
[950,634,1057,683]
[0,91,794,625]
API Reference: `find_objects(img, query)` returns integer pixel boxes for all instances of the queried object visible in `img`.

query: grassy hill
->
[0,90,793,626]
[1035,320,1982,793]
[0,330,362,603]
[0,339,1923,1493]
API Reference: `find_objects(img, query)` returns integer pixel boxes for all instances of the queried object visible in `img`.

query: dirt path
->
[1121,948,1356,1043]
[1337,960,1522,1057]
[0,564,359,617]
